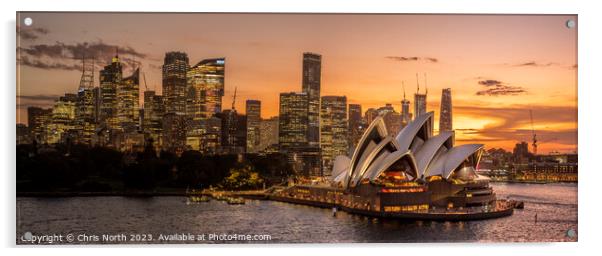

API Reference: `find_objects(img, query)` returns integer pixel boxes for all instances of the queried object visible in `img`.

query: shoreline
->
[16,190,269,198]
[16,182,578,197]
[17,191,206,197]
[489,180,578,184]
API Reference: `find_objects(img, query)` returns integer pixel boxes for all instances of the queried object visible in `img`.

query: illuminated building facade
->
[99,54,123,129]
[279,92,308,150]
[258,116,279,153]
[245,100,261,153]
[46,94,77,144]
[75,57,97,145]
[279,92,321,176]
[439,88,452,132]
[162,112,187,154]
[401,98,411,128]
[142,91,165,150]
[414,93,427,120]
[302,53,321,149]
[17,124,31,145]
[186,117,222,154]
[75,88,96,144]
[348,104,364,150]
[163,51,189,115]
[117,68,140,132]
[27,106,52,143]
[186,58,224,119]
[216,110,246,154]
[202,117,222,154]
[377,104,402,135]
[320,96,348,176]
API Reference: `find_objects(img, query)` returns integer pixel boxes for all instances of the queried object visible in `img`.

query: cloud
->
[385,56,438,63]
[453,104,577,148]
[475,78,527,96]
[18,41,149,71]
[513,61,557,67]
[20,41,147,60]
[478,79,503,87]
[17,94,60,110]
[18,56,81,71]
[17,27,49,41]
[17,94,62,101]
[505,61,577,70]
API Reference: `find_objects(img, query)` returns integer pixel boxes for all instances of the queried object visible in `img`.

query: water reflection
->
[16,183,576,243]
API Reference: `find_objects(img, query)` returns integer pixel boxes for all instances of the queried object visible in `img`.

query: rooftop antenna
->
[402,81,406,100]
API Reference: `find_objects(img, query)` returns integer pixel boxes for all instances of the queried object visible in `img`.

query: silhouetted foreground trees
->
[17,143,294,193]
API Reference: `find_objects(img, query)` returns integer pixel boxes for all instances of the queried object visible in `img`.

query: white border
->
[2,0,600,255]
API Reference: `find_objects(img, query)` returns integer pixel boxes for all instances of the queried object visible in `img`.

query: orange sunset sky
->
[16,13,577,154]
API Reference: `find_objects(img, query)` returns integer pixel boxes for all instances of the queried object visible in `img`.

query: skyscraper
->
[302,53,321,148]
[377,104,402,135]
[117,68,140,132]
[143,90,165,150]
[201,117,222,155]
[348,104,363,149]
[99,53,122,129]
[185,117,222,154]
[216,110,246,154]
[401,83,411,127]
[27,106,51,143]
[245,100,261,153]
[414,74,427,119]
[279,92,309,150]
[439,88,453,132]
[279,92,313,175]
[364,108,379,125]
[163,51,189,115]
[186,58,225,119]
[75,57,96,144]
[258,116,279,153]
[162,112,187,154]
[46,94,77,144]
[320,96,348,176]
[16,124,30,145]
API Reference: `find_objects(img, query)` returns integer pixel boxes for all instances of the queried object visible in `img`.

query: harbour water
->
[16,183,577,244]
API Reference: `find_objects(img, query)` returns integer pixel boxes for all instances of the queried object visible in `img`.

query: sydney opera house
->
[272,112,514,220]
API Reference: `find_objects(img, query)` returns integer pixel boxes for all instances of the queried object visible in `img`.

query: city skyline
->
[16,13,577,153]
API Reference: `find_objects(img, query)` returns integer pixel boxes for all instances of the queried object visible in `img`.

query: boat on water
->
[226,197,246,205]
[213,194,228,201]
[187,195,211,203]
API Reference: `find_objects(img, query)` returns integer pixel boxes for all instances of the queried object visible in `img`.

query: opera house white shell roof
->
[332,111,485,188]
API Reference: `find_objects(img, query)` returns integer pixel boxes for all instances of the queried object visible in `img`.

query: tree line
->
[16,142,294,193]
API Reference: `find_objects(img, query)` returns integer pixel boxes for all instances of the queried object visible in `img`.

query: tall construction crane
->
[529,109,538,155]
[231,86,237,110]
[142,72,149,91]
